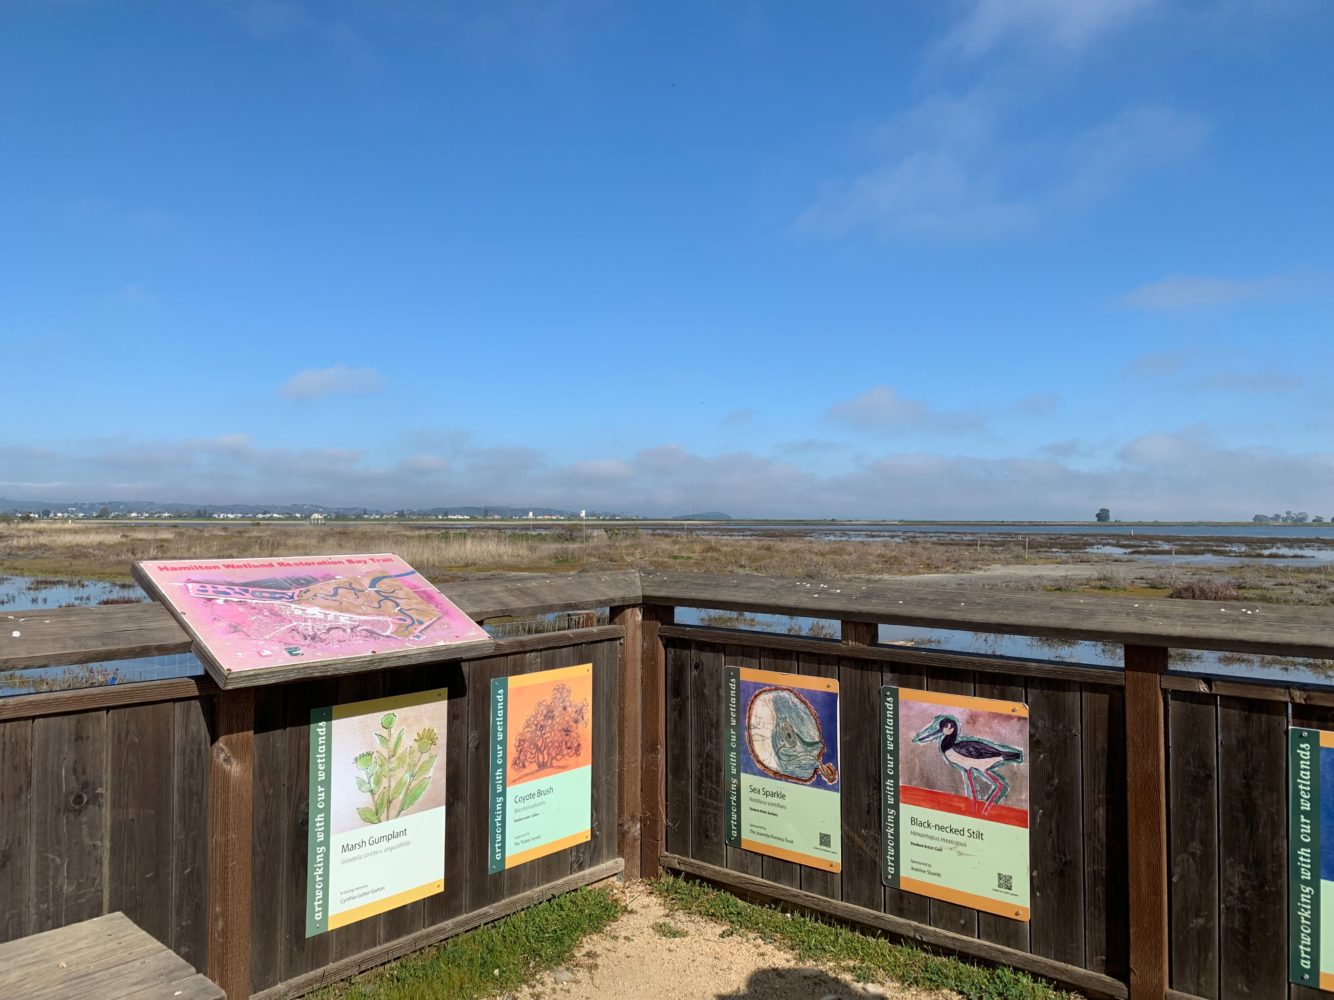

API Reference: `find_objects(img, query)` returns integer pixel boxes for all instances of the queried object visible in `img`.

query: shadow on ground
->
[716,966,874,999]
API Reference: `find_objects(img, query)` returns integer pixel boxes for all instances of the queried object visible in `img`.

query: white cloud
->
[1122,275,1285,311]
[799,91,1034,240]
[4,430,1334,520]
[280,365,386,400]
[945,0,1158,56]
[826,386,984,432]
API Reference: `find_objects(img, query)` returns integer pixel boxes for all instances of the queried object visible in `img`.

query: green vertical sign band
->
[725,667,741,848]
[881,685,899,888]
[1291,728,1321,984]
[306,705,333,937]
[488,676,508,875]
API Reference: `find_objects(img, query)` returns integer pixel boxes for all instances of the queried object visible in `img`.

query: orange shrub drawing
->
[506,679,592,785]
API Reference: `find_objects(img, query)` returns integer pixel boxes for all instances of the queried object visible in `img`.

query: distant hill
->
[670,512,733,520]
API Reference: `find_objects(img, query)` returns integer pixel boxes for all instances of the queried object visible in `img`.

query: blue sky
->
[2,0,1331,518]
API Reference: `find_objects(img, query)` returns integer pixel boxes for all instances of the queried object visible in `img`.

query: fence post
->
[610,604,643,880]
[1124,645,1169,1000]
[639,604,673,878]
[208,688,254,1000]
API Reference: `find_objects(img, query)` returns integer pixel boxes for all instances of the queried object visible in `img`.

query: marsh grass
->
[0,521,1012,584]
[3,521,1332,608]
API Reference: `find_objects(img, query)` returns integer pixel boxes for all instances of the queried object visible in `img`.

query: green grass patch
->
[651,876,1078,1000]
[310,886,622,1000]
[651,919,689,939]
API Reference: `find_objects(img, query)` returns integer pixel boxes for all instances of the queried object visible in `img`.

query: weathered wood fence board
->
[0,695,210,966]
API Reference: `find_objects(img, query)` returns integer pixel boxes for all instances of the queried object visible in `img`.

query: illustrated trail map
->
[134,553,491,681]
[725,666,841,872]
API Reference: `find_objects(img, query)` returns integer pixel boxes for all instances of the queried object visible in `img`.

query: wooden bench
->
[0,912,225,999]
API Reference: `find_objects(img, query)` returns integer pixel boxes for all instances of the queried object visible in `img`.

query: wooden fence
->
[2,567,1333,999]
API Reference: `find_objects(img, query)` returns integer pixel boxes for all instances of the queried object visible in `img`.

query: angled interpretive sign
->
[134,553,492,686]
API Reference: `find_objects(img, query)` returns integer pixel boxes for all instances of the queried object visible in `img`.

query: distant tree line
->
[1253,511,1328,524]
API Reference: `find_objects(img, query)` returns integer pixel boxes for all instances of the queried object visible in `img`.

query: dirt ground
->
[511,885,951,1000]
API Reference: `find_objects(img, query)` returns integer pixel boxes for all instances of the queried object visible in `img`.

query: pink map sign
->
[134,553,490,681]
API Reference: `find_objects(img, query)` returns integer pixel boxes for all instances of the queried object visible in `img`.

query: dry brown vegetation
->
[3,521,1332,607]
[0,521,1021,584]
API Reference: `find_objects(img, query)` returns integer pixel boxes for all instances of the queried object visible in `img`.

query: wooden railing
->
[3,568,1333,1000]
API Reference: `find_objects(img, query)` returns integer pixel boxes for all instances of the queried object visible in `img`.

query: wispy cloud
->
[280,365,386,400]
[826,385,984,432]
[1122,274,1288,311]
[944,0,1158,56]
[800,98,1206,240]
[1058,107,1209,204]
[799,90,1032,240]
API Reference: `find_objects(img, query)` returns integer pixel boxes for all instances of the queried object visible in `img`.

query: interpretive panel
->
[882,687,1030,921]
[134,552,491,684]
[489,663,594,873]
[306,688,447,936]
[725,666,841,872]
[1290,727,1334,991]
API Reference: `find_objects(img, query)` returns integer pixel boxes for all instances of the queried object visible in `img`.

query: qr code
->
[996,872,1013,892]
[819,832,831,848]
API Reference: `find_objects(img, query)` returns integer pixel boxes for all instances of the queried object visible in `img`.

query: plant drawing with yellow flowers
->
[352,712,439,825]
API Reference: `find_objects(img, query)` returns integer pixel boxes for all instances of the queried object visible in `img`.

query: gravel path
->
[512,885,952,1000]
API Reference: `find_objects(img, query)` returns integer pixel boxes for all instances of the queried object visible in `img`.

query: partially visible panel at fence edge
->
[248,638,621,996]
[1287,703,1334,1000]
